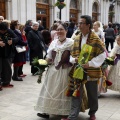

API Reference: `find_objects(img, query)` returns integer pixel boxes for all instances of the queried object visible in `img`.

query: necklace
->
[79,30,91,51]
[59,37,66,43]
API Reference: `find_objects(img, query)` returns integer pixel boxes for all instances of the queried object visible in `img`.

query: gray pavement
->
[0,62,120,120]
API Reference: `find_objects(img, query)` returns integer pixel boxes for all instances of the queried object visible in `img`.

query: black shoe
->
[0,85,2,91]
[12,77,23,81]
[37,113,49,118]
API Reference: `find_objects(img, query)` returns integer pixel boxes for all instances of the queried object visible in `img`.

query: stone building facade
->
[0,0,120,28]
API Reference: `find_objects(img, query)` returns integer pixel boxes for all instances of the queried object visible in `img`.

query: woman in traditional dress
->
[93,21,105,42]
[108,35,120,92]
[34,23,74,118]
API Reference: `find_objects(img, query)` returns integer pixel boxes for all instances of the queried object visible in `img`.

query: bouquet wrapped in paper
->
[73,44,92,80]
[32,57,48,83]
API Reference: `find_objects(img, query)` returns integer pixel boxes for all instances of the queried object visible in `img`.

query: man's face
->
[78,18,90,33]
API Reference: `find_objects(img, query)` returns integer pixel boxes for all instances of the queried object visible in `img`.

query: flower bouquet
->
[73,44,92,80]
[32,57,48,83]
[101,57,114,86]
[101,57,114,70]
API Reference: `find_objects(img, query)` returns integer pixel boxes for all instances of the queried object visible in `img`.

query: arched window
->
[109,5,115,23]
[92,2,98,22]
[92,2,98,12]
[70,0,77,9]
[70,0,78,23]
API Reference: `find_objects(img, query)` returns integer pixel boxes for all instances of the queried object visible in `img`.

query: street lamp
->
[55,0,65,20]
[58,0,65,20]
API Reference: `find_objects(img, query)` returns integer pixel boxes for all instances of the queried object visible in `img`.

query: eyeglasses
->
[78,22,86,25]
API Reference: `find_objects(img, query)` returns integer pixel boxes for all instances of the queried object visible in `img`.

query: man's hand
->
[8,40,12,45]
[75,57,79,63]
[0,41,5,47]
[82,63,89,68]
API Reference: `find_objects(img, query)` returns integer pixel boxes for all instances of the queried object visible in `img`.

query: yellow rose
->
[38,59,47,65]
[85,49,88,52]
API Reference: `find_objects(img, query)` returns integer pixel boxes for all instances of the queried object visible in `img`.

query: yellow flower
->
[38,59,47,65]
[85,49,88,52]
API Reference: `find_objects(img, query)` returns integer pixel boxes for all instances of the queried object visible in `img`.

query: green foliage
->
[32,57,39,66]
[109,11,115,16]
[54,1,66,9]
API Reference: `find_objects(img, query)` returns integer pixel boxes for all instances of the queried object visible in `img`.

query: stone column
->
[105,0,109,24]
[65,0,70,21]
[9,0,36,24]
[103,0,106,23]
[86,0,88,15]
[118,2,120,22]
[5,0,12,20]
[26,0,36,22]
[49,0,55,27]
[100,0,103,22]
[88,0,92,17]
[82,0,85,15]
[78,1,82,21]
[11,0,18,20]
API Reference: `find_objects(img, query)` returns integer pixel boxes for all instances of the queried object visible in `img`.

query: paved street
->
[0,62,120,120]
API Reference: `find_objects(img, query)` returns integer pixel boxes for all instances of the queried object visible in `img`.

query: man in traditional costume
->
[61,15,106,120]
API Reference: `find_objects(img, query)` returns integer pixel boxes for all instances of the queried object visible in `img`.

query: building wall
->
[4,0,120,25]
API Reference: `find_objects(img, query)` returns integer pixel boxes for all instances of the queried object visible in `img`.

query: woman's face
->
[56,24,67,38]
[32,24,39,31]
[15,22,20,29]
[93,22,99,30]
[116,37,120,45]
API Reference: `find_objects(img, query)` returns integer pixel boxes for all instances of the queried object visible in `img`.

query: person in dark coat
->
[37,20,44,31]
[41,30,51,50]
[66,22,75,38]
[24,20,32,37]
[0,22,19,90]
[104,22,115,51]
[10,20,27,81]
[27,21,46,75]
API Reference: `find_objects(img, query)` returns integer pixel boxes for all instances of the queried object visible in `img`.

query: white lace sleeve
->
[110,43,120,57]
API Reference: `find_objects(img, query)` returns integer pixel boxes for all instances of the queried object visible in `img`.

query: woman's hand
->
[46,58,52,64]
[0,41,5,47]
